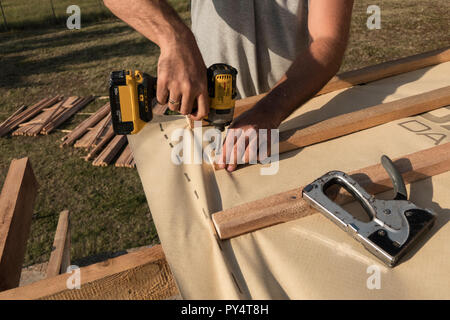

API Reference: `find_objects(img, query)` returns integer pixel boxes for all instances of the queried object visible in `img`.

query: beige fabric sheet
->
[128,62,450,299]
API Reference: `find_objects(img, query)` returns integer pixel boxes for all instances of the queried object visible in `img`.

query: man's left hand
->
[218,102,280,172]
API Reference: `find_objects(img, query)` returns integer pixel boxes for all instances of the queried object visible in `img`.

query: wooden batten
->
[61,103,110,147]
[234,47,450,118]
[212,142,450,239]
[0,158,38,291]
[46,210,71,278]
[0,245,178,300]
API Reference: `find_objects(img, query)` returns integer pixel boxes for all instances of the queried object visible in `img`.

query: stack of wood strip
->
[113,145,135,168]
[60,103,135,168]
[0,97,62,137]
[0,96,94,137]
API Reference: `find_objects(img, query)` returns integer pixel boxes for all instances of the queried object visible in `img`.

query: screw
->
[383,209,391,215]
[378,230,386,237]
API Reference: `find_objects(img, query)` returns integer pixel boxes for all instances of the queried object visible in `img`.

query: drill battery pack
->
[109,70,156,135]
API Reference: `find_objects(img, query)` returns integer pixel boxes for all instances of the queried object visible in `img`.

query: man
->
[104,0,354,171]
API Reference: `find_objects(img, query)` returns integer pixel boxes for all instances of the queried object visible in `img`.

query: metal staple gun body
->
[302,155,436,267]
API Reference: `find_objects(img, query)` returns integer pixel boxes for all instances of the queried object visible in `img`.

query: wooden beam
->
[42,96,95,134]
[212,142,450,239]
[277,86,450,154]
[75,114,111,150]
[46,210,71,278]
[84,125,115,161]
[215,86,450,170]
[92,135,127,167]
[0,158,38,291]
[0,105,27,131]
[234,47,450,118]
[0,245,178,300]
[0,96,62,137]
[115,145,132,167]
[60,103,110,147]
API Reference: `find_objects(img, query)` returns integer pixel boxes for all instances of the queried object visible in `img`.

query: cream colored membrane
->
[128,61,450,299]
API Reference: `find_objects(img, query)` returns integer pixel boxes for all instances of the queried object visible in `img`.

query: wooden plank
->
[21,98,69,136]
[34,97,79,136]
[42,96,95,134]
[74,116,107,149]
[84,125,115,161]
[0,245,178,300]
[17,119,44,128]
[87,114,112,149]
[74,114,111,149]
[0,97,62,137]
[125,148,135,168]
[92,135,127,167]
[277,86,450,154]
[0,158,38,291]
[215,87,450,170]
[234,47,450,118]
[212,142,450,239]
[12,98,69,136]
[46,210,70,278]
[0,105,27,131]
[60,103,110,147]
[115,145,132,167]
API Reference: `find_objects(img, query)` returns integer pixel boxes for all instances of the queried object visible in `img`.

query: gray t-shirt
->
[191,0,309,98]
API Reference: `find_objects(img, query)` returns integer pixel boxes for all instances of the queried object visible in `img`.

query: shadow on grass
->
[0,11,115,33]
[0,35,158,89]
[0,22,132,55]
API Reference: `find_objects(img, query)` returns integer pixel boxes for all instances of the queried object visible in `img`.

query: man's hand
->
[157,32,209,120]
[220,0,353,172]
[104,0,209,120]
[218,101,280,172]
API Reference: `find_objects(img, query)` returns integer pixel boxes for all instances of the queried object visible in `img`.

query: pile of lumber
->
[0,158,176,300]
[60,103,135,168]
[0,96,94,137]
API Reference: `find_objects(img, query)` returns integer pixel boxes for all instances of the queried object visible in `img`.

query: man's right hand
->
[104,0,209,120]
[157,32,209,120]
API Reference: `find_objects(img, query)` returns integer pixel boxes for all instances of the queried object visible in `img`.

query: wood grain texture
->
[60,103,110,147]
[13,98,69,136]
[234,47,450,118]
[74,114,110,149]
[0,97,62,137]
[92,135,127,167]
[212,142,450,239]
[278,86,450,153]
[0,245,179,300]
[46,210,70,278]
[115,145,132,167]
[84,125,115,161]
[0,158,38,291]
[42,96,94,134]
[0,106,27,131]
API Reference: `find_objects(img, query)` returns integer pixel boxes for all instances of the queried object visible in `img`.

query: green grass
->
[0,0,115,31]
[0,0,449,266]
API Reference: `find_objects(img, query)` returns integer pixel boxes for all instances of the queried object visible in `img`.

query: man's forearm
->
[261,38,347,126]
[103,0,192,48]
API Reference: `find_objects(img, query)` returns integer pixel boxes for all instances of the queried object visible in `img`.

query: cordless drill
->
[109,64,238,135]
